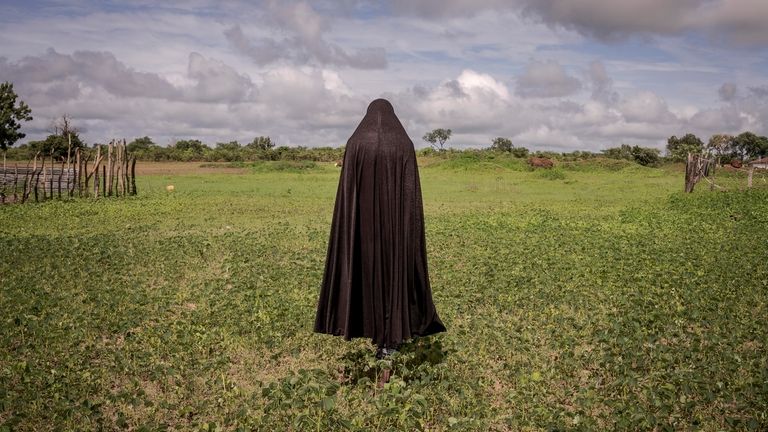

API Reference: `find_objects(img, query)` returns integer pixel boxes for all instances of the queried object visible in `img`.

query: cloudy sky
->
[1,0,767,151]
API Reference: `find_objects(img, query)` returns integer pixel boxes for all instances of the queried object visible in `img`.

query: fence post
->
[57,158,64,199]
[13,164,18,202]
[83,155,89,197]
[77,149,81,196]
[21,160,32,203]
[107,140,114,197]
[123,139,129,196]
[93,145,101,198]
[35,153,43,202]
[30,153,39,202]
[130,157,137,195]
[116,142,122,197]
[49,152,54,199]
[65,133,73,198]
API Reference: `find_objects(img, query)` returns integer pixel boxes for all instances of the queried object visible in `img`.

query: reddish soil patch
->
[528,157,554,168]
[134,162,249,175]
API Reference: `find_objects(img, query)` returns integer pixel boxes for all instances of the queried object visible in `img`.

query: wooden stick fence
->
[684,152,766,193]
[0,138,137,204]
[684,153,711,193]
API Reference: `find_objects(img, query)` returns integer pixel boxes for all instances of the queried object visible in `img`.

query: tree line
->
[6,129,766,167]
[665,132,768,164]
[3,81,766,166]
[422,128,767,167]
[5,135,348,163]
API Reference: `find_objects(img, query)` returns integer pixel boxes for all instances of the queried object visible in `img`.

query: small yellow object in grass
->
[166,185,175,192]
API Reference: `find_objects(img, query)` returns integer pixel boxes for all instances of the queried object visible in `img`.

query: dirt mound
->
[528,157,554,169]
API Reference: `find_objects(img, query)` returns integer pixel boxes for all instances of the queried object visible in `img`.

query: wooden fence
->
[0,139,137,204]
[684,153,766,193]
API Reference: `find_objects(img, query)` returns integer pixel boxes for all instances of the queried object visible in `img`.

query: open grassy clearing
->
[1,158,766,431]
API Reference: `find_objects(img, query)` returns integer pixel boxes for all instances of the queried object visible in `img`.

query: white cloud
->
[393,69,521,136]
[687,107,745,133]
[515,60,581,98]
[0,0,765,152]
[596,121,671,141]
[321,70,353,96]
[456,70,510,100]
[718,82,738,101]
[0,49,180,100]
[588,60,618,105]
[386,0,768,46]
[514,125,583,150]
[618,91,676,124]
[388,0,510,18]
[224,1,387,69]
[519,0,705,40]
[0,49,259,105]
[694,0,768,45]
[558,100,620,128]
[0,48,364,146]
[687,84,768,135]
[186,53,256,103]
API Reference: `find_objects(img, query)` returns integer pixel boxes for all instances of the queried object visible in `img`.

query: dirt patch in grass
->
[227,341,324,390]
[134,162,249,175]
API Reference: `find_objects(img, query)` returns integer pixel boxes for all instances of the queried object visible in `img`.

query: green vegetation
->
[732,132,768,160]
[24,116,86,159]
[667,134,705,162]
[197,160,321,173]
[1,160,767,431]
[601,144,661,167]
[0,82,33,157]
[667,132,768,163]
[27,132,87,159]
[5,136,345,164]
[5,128,766,166]
[490,137,513,153]
[422,128,452,152]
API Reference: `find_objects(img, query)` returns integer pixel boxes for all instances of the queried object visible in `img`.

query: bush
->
[511,147,530,158]
[539,168,566,180]
[631,146,661,167]
[602,144,661,167]
[561,157,635,171]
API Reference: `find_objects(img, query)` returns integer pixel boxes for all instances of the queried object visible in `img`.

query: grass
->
[1,160,766,431]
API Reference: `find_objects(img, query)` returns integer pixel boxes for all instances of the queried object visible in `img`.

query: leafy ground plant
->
[0,161,766,431]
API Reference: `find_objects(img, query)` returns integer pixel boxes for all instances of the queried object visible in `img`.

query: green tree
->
[211,141,242,162]
[422,128,452,151]
[706,134,734,165]
[215,141,241,151]
[166,139,209,161]
[173,139,208,154]
[248,136,274,151]
[127,136,156,152]
[511,147,529,158]
[666,133,704,162]
[490,137,513,152]
[630,145,660,166]
[602,144,633,160]
[603,144,660,166]
[0,81,33,166]
[28,132,86,159]
[732,131,768,160]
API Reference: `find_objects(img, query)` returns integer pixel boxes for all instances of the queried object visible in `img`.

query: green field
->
[1,158,767,431]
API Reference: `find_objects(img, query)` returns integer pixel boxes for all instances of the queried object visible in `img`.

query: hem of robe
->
[314,320,446,344]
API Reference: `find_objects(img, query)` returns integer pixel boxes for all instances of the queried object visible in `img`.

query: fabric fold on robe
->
[314,98,446,348]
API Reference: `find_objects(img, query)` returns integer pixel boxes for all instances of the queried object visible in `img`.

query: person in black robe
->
[314,98,446,358]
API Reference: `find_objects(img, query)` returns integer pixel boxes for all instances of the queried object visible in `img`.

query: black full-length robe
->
[314,99,446,348]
